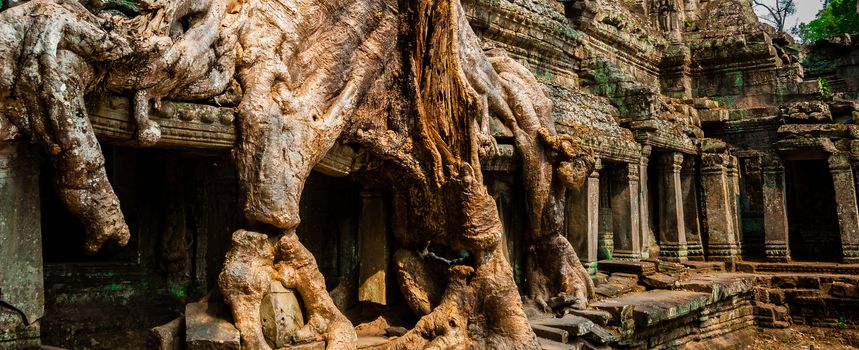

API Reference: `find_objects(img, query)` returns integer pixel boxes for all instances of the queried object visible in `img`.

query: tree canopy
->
[797,0,859,42]
[753,0,796,33]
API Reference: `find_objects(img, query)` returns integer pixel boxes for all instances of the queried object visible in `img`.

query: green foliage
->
[797,0,859,42]
[836,312,848,329]
[817,77,831,98]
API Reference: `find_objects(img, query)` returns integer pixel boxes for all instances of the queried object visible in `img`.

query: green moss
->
[168,282,187,300]
[733,72,744,88]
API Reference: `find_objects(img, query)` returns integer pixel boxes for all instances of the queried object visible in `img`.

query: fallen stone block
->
[185,302,240,350]
[566,309,612,327]
[640,273,678,290]
[830,281,858,298]
[533,315,593,336]
[581,323,617,344]
[531,323,569,343]
[150,316,184,350]
[547,294,579,309]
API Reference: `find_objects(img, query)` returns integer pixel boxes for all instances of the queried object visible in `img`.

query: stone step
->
[682,261,725,272]
[591,290,711,328]
[597,260,656,276]
[640,272,679,289]
[675,273,757,302]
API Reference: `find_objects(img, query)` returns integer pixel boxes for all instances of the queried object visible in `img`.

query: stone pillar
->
[700,153,740,261]
[608,163,641,260]
[682,156,703,260]
[657,152,687,261]
[597,163,613,260]
[0,142,43,348]
[566,159,600,263]
[638,146,652,259]
[726,155,743,254]
[829,154,859,263]
[762,156,791,262]
[358,190,389,305]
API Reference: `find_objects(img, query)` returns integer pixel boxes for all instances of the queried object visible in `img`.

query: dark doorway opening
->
[785,160,842,262]
[738,157,765,260]
[296,172,362,290]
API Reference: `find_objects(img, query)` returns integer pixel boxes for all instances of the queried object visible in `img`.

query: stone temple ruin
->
[1,0,859,349]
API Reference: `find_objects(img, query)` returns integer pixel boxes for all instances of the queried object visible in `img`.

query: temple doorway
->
[785,159,842,262]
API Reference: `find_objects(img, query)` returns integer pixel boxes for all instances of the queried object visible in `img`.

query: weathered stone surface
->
[830,282,859,298]
[0,143,43,341]
[597,260,656,276]
[260,282,304,348]
[592,290,711,328]
[676,274,757,303]
[531,323,569,343]
[185,302,240,350]
[640,273,678,290]
[532,314,617,344]
[0,305,39,349]
[150,316,184,350]
[565,309,613,327]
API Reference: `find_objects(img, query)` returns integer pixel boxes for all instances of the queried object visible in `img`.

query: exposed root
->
[220,230,357,350]
[0,0,244,252]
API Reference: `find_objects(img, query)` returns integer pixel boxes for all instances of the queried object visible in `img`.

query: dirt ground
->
[750,326,859,350]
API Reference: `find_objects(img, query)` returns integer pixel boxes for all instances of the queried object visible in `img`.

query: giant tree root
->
[219,230,357,350]
[0,0,243,253]
[379,246,537,350]
[0,0,133,253]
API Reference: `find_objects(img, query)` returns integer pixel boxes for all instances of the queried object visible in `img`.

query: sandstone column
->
[726,155,743,254]
[0,142,43,348]
[700,153,740,261]
[657,152,687,261]
[358,190,390,305]
[829,154,859,263]
[639,146,653,259]
[682,156,704,260]
[608,163,641,260]
[762,155,791,262]
[566,158,600,263]
[598,162,613,260]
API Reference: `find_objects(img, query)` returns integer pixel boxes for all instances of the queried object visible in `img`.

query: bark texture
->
[2,0,596,347]
[0,0,243,253]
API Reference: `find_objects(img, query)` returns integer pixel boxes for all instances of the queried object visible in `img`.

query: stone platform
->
[528,260,859,349]
[149,260,859,350]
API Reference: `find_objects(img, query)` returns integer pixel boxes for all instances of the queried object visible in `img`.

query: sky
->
[753,0,826,33]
